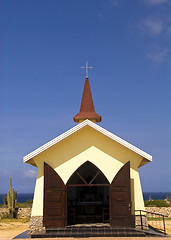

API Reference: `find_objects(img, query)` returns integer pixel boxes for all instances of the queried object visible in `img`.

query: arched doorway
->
[43,161,131,228]
[67,161,110,225]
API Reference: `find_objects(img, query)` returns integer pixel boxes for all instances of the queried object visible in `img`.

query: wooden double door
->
[110,161,131,227]
[43,161,131,228]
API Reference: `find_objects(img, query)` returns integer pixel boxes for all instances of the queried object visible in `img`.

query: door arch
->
[67,161,110,224]
[67,161,109,186]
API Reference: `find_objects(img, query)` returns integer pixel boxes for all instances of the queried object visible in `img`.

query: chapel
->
[23,66,152,235]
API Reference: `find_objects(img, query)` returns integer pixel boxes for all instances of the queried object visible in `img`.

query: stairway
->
[31,224,167,238]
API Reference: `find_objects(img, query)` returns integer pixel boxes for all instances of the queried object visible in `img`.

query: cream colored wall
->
[31,126,145,217]
[130,169,145,213]
[31,163,44,217]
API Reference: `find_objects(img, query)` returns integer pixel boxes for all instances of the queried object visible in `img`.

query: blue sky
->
[0,0,170,193]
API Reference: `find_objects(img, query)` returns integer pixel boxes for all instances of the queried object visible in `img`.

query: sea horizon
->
[0,192,171,204]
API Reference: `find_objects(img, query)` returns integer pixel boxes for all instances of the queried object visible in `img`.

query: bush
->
[16,199,33,208]
[145,200,171,207]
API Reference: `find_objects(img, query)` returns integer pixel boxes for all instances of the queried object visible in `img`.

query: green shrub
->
[145,200,171,207]
[16,199,33,208]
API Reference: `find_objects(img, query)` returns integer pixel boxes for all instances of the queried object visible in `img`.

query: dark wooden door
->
[109,161,131,227]
[43,162,66,228]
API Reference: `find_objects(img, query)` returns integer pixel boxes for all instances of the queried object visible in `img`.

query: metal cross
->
[81,61,93,78]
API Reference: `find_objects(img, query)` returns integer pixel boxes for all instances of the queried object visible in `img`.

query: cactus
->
[7,177,17,218]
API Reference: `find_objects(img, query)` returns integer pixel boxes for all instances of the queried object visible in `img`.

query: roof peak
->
[73,77,101,123]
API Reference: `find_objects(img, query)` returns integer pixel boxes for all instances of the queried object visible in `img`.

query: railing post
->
[135,210,167,234]
[163,215,166,234]
[140,210,143,230]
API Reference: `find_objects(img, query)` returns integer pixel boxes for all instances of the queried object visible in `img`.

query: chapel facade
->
[23,72,152,234]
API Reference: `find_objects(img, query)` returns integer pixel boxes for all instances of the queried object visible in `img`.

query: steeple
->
[73,77,101,123]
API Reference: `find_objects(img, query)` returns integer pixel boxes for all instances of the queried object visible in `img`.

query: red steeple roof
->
[73,77,101,123]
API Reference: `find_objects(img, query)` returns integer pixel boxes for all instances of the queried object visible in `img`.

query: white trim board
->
[23,119,152,163]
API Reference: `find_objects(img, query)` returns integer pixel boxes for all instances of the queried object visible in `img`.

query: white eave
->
[23,119,152,163]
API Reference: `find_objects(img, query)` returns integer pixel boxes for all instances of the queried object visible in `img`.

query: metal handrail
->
[135,210,168,234]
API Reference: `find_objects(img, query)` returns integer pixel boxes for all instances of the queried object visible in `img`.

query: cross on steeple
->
[73,64,101,123]
[81,61,93,78]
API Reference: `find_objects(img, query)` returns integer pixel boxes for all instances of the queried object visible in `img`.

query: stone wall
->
[0,207,8,218]
[17,208,31,218]
[0,207,171,219]
[145,207,171,217]
[0,207,31,219]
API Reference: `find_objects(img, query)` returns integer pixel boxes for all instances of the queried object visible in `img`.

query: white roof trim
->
[23,119,152,163]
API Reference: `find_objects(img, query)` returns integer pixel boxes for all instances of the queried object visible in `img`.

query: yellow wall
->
[31,126,145,217]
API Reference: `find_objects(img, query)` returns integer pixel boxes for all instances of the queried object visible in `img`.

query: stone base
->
[29,216,45,235]
[29,214,149,234]
[134,214,149,231]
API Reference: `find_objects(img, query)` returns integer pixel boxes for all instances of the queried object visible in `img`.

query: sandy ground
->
[164,220,171,235]
[0,220,29,239]
[148,219,171,235]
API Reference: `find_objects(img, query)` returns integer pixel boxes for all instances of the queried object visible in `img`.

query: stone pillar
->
[29,216,45,235]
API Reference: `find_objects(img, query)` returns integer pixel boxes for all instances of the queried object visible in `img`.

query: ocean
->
[0,193,34,204]
[0,192,171,204]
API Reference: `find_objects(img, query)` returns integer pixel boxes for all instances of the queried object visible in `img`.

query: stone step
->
[46,227,141,233]
[31,225,167,238]
[32,229,163,238]
[32,232,146,238]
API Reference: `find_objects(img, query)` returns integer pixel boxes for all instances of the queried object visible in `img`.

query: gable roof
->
[23,120,152,166]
